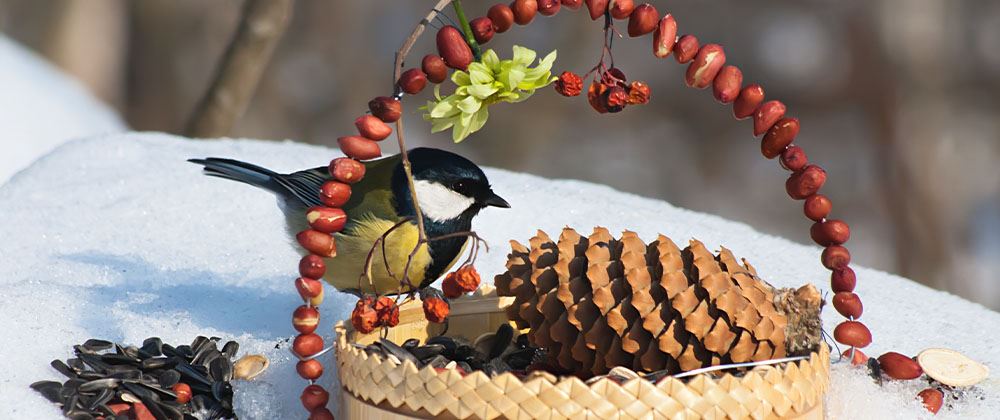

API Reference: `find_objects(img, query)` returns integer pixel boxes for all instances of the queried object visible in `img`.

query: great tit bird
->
[189,148,509,294]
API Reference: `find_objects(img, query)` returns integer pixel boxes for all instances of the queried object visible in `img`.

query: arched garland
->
[286,1,871,418]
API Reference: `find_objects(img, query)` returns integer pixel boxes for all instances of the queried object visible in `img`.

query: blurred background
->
[0,0,997,310]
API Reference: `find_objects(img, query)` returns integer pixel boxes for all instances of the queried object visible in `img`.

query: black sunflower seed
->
[30,380,63,403]
[221,341,239,359]
[380,338,419,365]
[209,356,233,382]
[410,344,445,362]
[175,362,212,386]
[515,334,530,349]
[78,354,110,372]
[489,324,515,359]
[211,380,233,402]
[83,387,113,410]
[157,370,181,388]
[51,359,78,379]
[141,337,163,357]
[191,336,208,352]
[108,369,142,381]
[79,378,120,392]
[402,338,421,350]
[426,336,457,358]
[142,357,177,371]
[66,410,95,420]
[77,371,105,381]
[101,353,139,366]
[193,348,222,367]
[82,339,113,352]
[61,378,84,401]
[174,345,194,360]
[62,394,79,415]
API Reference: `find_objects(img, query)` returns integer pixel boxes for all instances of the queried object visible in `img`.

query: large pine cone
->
[494,227,823,377]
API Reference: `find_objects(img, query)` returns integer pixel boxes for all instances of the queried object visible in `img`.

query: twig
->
[184,0,293,137]
[392,0,453,243]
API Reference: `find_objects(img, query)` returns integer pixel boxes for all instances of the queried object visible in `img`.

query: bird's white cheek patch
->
[413,180,475,222]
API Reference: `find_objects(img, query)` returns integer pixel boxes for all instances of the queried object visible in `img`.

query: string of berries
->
[490,0,870,364]
[287,81,402,418]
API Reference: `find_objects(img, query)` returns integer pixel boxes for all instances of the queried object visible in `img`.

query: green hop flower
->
[422,45,557,142]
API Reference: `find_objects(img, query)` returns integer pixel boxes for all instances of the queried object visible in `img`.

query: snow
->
[0,36,126,185]
[1,132,997,419]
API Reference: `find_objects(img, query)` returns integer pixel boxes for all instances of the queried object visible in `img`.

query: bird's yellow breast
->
[323,216,432,294]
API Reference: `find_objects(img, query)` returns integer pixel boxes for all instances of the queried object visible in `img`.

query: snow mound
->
[0,36,126,185]
[0,133,997,419]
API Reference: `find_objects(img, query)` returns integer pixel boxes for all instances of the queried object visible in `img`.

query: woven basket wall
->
[335,287,830,419]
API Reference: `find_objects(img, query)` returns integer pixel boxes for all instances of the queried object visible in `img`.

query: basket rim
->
[334,287,831,419]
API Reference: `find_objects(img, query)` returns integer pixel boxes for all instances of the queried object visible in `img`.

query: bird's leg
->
[358,217,413,293]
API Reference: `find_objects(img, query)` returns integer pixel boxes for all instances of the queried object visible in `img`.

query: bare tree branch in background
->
[848,13,953,289]
[184,0,292,138]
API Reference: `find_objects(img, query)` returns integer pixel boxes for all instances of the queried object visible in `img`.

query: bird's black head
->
[391,148,509,225]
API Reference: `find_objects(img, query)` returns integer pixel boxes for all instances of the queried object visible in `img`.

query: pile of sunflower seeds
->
[359,324,548,377]
[31,336,240,420]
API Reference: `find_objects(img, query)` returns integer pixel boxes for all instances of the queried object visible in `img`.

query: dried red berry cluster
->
[581,68,650,113]
[350,295,400,334]
[442,265,481,299]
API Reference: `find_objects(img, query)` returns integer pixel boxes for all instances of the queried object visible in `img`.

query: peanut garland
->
[286,1,891,418]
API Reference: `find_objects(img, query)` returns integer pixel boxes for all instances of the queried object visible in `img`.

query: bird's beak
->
[482,191,510,208]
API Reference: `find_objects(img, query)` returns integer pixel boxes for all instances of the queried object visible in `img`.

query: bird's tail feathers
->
[188,157,282,192]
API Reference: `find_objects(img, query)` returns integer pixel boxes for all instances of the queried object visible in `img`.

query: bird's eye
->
[452,180,467,192]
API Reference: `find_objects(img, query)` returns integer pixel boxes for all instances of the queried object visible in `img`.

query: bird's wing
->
[273,167,328,208]
[277,153,403,212]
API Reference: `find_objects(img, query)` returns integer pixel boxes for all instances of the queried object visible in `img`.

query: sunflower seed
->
[101,353,139,366]
[426,336,457,358]
[402,338,421,350]
[62,394,79,415]
[61,378,84,401]
[174,345,194,360]
[211,380,233,402]
[77,371,105,381]
[380,338,418,365]
[410,344,445,362]
[66,410,94,420]
[78,354,110,372]
[30,380,63,403]
[489,324,514,359]
[79,378,120,392]
[209,357,233,382]
[191,336,208,351]
[83,387,113,410]
[161,343,179,358]
[175,362,212,386]
[221,341,239,359]
[157,370,181,388]
[108,369,142,381]
[51,359,77,379]
[141,337,163,357]
[82,339,113,352]
[192,348,222,367]
[142,357,177,370]
[118,390,141,403]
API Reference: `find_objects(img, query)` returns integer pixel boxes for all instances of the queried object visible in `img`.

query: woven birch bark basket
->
[335,287,830,419]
